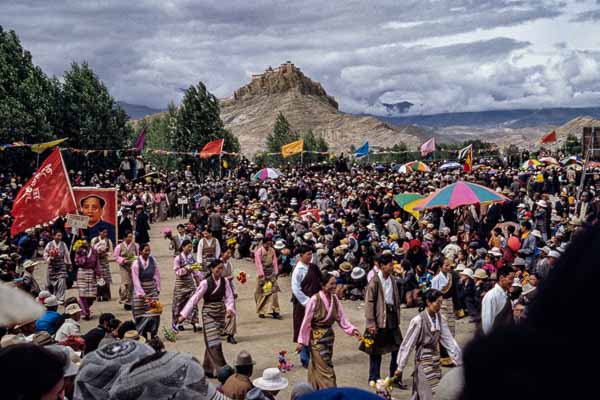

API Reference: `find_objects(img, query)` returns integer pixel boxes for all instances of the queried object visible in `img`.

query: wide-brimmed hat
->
[530,229,542,238]
[32,331,54,346]
[548,250,561,258]
[512,257,526,266]
[473,269,488,280]
[253,367,288,392]
[0,334,26,348]
[123,330,146,343]
[455,263,466,272]
[22,260,39,269]
[235,350,256,367]
[65,303,82,315]
[351,267,366,280]
[488,247,502,257]
[44,295,62,308]
[339,262,352,272]
[460,268,474,279]
[536,200,547,208]
[273,240,286,250]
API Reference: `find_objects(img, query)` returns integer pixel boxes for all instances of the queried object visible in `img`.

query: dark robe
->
[292,263,322,342]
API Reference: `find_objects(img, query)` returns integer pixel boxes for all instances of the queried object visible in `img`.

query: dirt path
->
[43,218,475,399]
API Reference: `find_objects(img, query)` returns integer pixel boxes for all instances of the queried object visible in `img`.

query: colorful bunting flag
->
[30,138,68,154]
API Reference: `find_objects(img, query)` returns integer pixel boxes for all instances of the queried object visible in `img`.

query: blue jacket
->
[35,310,63,334]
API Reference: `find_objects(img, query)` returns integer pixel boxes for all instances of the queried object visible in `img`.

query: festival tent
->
[252,168,283,181]
[439,162,462,171]
[415,181,508,210]
[397,161,431,174]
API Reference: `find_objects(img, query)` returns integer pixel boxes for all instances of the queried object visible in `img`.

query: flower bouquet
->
[262,281,273,293]
[186,263,202,272]
[369,377,394,400]
[360,335,375,349]
[48,248,59,258]
[236,271,247,284]
[145,298,163,314]
[163,326,177,342]
[161,227,172,239]
[72,240,86,252]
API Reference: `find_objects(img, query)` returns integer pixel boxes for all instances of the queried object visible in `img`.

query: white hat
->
[512,277,522,288]
[517,203,526,209]
[460,268,474,279]
[455,263,466,272]
[548,250,561,258]
[65,303,82,315]
[351,267,366,280]
[489,247,502,257]
[367,223,376,231]
[0,284,44,327]
[531,230,542,239]
[0,334,26,348]
[273,240,285,250]
[450,235,458,243]
[303,232,314,241]
[253,367,289,391]
[536,200,547,208]
[44,295,62,308]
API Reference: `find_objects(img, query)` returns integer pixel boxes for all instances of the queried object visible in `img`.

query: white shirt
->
[431,272,449,291]
[378,270,394,305]
[258,188,268,201]
[55,318,81,342]
[481,283,509,335]
[291,261,310,306]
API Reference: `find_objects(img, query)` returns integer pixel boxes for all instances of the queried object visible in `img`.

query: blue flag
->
[355,141,369,158]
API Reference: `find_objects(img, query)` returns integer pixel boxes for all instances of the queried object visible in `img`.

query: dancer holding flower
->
[172,239,203,332]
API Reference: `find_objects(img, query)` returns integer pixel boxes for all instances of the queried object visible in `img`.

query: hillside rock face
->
[220,62,427,155]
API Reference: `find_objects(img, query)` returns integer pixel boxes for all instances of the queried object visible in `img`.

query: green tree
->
[301,129,329,163]
[0,26,58,144]
[266,112,297,153]
[57,62,132,149]
[174,81,239,154]
[565,133,582,155]
[139,102,179,170]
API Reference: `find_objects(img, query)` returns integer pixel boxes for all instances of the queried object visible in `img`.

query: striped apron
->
[172,253,199,325]
[132,256,160,337]
[411,311,443,400]
[308,294,338,390]
[202,276,228,376]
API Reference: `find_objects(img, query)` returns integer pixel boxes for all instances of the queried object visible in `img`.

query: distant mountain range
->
[118,101,165,120]
[379,107,600,129]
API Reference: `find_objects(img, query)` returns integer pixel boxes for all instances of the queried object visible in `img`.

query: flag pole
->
[219,153,222,177]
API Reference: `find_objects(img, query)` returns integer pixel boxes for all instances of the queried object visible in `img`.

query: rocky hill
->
[219,62,429,154]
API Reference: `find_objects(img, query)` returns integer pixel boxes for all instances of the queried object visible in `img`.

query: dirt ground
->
[38,218,475,399]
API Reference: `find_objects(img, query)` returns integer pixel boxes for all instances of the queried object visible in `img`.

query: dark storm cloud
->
[2,0,598,115]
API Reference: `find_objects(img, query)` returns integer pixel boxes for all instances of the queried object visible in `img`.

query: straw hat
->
[123,330,146,343]
[339,262,352,272]
[253,367,289,391]
[65,303,82,315]
[473,269,488,280]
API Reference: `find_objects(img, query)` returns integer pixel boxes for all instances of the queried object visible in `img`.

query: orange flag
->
[464,146,473,173]
[540,131,557,144]
[199,139,224,159]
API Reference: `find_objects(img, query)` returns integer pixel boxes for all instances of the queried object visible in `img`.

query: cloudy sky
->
[3,0,600,115]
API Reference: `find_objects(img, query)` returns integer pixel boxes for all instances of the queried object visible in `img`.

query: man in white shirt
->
[481,266,515,335]
[55,304,82,342]
[291,245,321,368]
[258,186,268,202]
[442,236,461,260]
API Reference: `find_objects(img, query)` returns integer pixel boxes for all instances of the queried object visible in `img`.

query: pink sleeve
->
[113,245,124,265]
[181,280,208,319]
[224,279,235,314]
[153,257,161,292]
[335,296,357,335]
[273,252,279,275]
[173,256,187,276]
[367,269,375,283]
[297,295,317,346]
[131,261,144,297]
[255,248,264,276]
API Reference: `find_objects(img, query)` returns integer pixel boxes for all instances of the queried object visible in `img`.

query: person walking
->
[395,289,463,400]
[222,247,238,344]
[91,228,114,301]
[296,271,361,389]
[131,244,161,339]
[254,234,281,319]
[43,231,71,302]
[179,259,235,378]
[481,266,515,335]
[113,231,138,310]
[172,239,202,332]
[74,239,100,320]
[361,253,406,388]
[134,204,151,247]
[197,228,221,272]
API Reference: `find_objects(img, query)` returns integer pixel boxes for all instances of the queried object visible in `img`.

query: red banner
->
[540,130,557,144]
[10,148,76,235]
[199,139,224,159]
[299,208,321,222]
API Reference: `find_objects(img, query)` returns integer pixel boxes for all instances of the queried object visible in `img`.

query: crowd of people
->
[1,151,600,399]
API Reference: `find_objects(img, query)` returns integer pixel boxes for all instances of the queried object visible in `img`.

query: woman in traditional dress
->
[296,271,361,390]
[74,239,101,320]
[197,228,221,272]
[43,231,71,302]
[172,239,202,332]
[170,224,191,257]
[131,243,161,339]
[395,289,462,400]
[221,246,237,344]
[254,235,281,319]
[178,259,235,378]
[91,228,114,301]
[430,258,458,367]
[158,188,169,222]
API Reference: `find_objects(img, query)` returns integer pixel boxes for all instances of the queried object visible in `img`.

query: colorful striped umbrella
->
[521,159,542,169]
[539,156,558,165]
[252,168,283,181]
[415,181,508,210]
[439,162,462,171]
[397,161,431,173]
[561,155,583,165]
[394,193,424,219]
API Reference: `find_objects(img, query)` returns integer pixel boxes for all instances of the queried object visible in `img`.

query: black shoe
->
[227,335,237,344]
[177,325,185,331]
[392,381,409,390]
[124,304,132,311]
[272,312,283,320]
[258,314,266,319]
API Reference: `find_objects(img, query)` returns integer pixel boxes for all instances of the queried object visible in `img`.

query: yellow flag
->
[281,139,304,158]
[30,138,67,154]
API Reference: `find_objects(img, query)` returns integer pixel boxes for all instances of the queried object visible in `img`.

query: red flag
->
[10,148,76,235]
[134,128,146,151]
[463,145,473,173]
[540,130,557,144]
[199,139,224,159]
